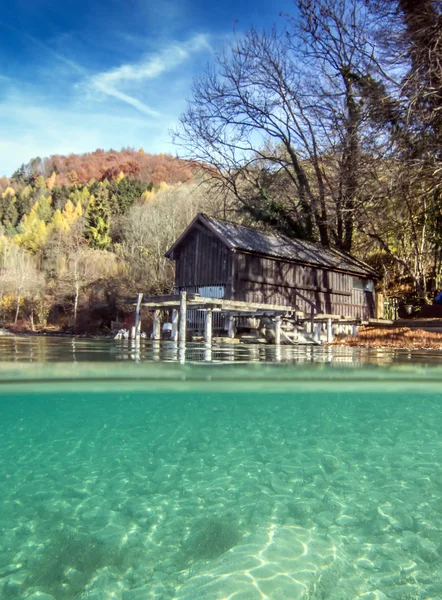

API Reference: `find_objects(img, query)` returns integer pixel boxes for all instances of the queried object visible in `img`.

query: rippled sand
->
[1,383,442,599]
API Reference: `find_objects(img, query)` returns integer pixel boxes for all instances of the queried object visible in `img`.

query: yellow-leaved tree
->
[1,186,15,199]
[141,189,156,202]
[69,186,91,208]
[46,171,57,191]
[51,200,83,234]
[15,203,48,253]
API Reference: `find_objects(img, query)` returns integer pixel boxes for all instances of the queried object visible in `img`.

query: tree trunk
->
[14,294,20,325]
[73,282,79,329]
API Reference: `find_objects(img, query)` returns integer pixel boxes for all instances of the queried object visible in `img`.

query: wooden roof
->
[166,214,379,278]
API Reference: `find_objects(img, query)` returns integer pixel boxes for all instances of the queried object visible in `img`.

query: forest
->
[0,149,217,332]
[0,0,441,332]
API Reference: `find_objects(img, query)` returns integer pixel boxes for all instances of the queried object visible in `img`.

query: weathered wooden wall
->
[172,227,375,320]
[234,253,375,319]
[174,224,232,291]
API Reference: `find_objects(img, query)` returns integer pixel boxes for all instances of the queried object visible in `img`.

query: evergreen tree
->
[84,186,111,249]
[0,187,18,229]
[108,178,153,215]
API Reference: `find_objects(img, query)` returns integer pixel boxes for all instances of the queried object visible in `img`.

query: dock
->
[127,292,381,345]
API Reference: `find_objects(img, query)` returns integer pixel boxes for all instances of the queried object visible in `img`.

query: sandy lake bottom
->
[1,383,442,600]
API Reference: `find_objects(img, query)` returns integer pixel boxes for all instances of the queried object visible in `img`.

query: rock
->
[336,515,360,527]
[316,511,335,528]
[321,454,341,474]
[356,558,376,571]
[1,578,22,598]
[418,539,439,563]
[0,564,23,578]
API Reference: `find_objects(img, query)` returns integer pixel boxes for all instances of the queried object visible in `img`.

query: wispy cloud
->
[0,20,85,75]
[87,34,211,116]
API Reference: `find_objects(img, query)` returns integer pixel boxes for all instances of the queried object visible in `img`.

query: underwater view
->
[1,343,442,600]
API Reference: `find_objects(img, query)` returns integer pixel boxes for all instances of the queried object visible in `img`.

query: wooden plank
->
[141,293,202,306]
[218,299,293,312]
[142,294,181,304]
[223,310,290,317]
[139,294,296,314]
[147,303,181,310]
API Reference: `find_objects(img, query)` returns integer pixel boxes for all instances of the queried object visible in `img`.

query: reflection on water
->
[0,336,442,365]
[0,334,442,365]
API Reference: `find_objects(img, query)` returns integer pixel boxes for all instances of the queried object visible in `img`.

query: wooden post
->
[274,316,281,345]
[135,293,143,338]
[314,323,322,343]
[152,310,161,340]
[326,318,333,343]
[227,315,235,339]
[376,292,384,319]
[171,310,179,342]
[205,308,213,345]
[179,291,187,343]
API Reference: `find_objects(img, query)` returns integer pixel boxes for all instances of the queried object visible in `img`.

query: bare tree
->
[46,224,117,327]
[0,238,45,325]
[119,181,212,292]
[175,0,382,251]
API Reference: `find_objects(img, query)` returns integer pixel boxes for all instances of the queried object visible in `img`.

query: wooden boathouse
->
[165,213,379,321]
[129,214,380,344]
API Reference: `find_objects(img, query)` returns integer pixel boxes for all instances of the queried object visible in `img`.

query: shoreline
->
[3,325,442,350]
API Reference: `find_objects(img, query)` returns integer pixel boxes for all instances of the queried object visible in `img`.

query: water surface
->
[1,334,442,365]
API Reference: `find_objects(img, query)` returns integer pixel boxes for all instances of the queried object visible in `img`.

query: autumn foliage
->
[0,149,212,332]
[332,327,442,349]
[11,148,195,187]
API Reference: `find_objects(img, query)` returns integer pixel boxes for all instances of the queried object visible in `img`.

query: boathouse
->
[165,213,379,321]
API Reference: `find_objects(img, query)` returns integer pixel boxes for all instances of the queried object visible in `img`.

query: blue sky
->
[0,0,295,176]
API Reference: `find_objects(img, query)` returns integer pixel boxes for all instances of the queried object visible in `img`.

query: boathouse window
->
[353,277,374,292]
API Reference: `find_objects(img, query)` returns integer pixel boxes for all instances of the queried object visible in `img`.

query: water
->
[2,334,442,364]
[1,339,442,599]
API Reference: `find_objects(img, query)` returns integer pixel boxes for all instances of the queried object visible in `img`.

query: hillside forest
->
[1,0,442,332]
[0,149,222,332]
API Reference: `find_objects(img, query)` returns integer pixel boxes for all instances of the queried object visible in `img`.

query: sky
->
[0,0,295,176]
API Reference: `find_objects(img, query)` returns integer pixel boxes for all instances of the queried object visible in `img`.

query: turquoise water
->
[1,341,442,599]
